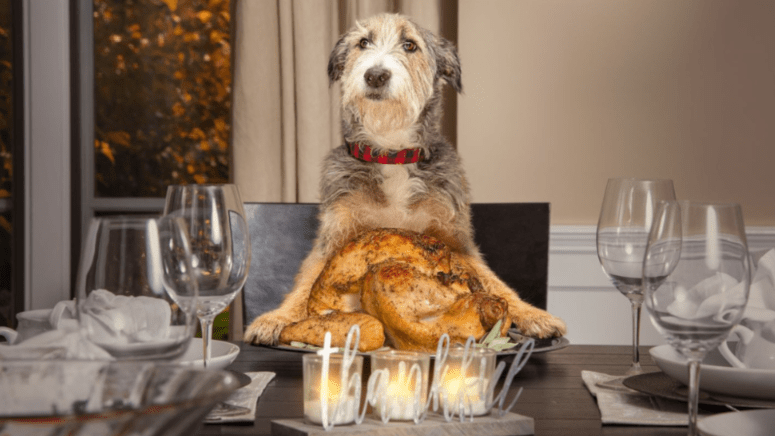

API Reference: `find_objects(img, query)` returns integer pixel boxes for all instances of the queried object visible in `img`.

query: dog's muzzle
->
[364,67,391,90]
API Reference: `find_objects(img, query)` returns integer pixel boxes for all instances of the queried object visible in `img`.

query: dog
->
[244,13,567,348]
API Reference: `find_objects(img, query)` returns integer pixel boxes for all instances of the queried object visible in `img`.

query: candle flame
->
[441,368,468,393]
[324,379,343,402]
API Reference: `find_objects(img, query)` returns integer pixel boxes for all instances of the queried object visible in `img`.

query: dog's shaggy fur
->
[244,13,566,346]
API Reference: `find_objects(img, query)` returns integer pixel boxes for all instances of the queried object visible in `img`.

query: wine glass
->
[76,215,198,360]
[164,184,251,368]
[643,201,750,435]
[596,178,676,387]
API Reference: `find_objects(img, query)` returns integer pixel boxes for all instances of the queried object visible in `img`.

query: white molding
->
[745,227,775,254]
[549,225,597,255]
[549,225,775,261]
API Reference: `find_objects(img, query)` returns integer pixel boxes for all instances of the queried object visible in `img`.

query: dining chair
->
[234,202,550,339]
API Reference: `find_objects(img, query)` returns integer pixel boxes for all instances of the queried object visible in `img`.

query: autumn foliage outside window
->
[93,0,231,197]
[0,0,11,202]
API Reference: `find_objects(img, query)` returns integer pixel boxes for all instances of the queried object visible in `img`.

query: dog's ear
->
[328,35,349,85]
[435,37,462,93]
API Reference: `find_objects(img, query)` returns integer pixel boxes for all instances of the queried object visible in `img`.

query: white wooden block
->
[271,412,534,436]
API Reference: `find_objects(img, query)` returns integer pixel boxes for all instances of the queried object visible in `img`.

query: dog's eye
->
[403,40,417,52]
[359,38,370,49]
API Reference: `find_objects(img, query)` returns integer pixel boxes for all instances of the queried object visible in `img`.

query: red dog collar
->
[347,142,426,164]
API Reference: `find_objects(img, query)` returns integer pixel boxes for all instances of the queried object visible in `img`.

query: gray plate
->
[227,370,253,388]
[623,372,775,409]
[507,330,570,354]
[259,329,570,356]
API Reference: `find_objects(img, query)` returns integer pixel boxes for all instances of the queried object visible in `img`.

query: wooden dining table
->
[194,343,711,436]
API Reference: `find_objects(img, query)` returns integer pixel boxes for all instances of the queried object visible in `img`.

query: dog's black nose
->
[364,68,391,89]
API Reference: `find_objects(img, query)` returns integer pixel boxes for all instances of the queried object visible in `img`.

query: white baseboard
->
[546,225,775,345]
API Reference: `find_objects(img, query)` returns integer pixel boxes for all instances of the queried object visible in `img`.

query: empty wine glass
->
[596,178,676,386]
[76,215,198,360]
[644,201,750,436]
[164,184,251,368]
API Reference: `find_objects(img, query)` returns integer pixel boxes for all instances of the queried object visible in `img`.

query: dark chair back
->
[241,202,550,327]
[469,203,550,310]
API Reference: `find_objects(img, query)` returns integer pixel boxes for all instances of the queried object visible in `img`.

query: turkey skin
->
[278,228,511,352]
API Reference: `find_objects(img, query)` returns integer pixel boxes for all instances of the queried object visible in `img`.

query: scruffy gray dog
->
[245,14,566,348]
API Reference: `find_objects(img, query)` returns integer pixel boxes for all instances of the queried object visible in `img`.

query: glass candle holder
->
[370,350,431,422]
[303,353,363,426]
[438,347,496,416]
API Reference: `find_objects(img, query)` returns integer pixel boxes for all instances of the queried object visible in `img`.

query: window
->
[73,0,234,339]
[75,0,233,235]
[92,0,231,198]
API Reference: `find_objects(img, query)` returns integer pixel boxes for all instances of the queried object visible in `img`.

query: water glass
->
[644,200,750,435]
[75,215,198,360]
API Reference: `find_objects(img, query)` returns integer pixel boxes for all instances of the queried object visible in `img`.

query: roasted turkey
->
[278,228,511,352]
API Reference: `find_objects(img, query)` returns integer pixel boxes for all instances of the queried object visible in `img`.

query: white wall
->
[457,0,775,226]
[457,0,775,344]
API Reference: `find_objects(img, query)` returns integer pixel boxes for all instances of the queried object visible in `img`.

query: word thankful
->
[305,325,534,431]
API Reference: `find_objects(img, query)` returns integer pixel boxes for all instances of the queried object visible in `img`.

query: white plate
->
[698,409,775,436]
[176,338,240,370]
[650,345,775,400]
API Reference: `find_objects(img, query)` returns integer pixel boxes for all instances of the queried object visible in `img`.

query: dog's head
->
[328,14,461,147]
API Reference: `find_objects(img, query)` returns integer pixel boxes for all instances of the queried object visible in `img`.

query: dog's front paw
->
[243,311,294,345]
[512,307,567,339]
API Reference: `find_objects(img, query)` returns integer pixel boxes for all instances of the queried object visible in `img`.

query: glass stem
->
[200,317,214,368]
[687,359,701,436]
[629,300,642,374]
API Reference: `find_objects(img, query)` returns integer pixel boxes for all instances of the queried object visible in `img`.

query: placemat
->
[205,371,275,423]
[582,370,690,426]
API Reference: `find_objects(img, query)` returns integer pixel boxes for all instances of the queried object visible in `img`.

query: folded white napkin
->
[48,298,78,329]
[582,371,692,426]
[746,249,775,321]
[0,300,113,360]
[1,290,174,361]
[652,248,775,329]
[204,372,276,423]
[80,289,171,344]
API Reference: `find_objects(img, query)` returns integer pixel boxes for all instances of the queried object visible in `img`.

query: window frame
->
[22,0,72,309]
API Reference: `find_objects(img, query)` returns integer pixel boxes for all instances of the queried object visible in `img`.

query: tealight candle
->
[303,353,363,426]
[369,350,430,422]
[438,347,496,417]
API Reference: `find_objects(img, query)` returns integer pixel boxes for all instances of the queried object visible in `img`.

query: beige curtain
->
[232,0,443,203]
